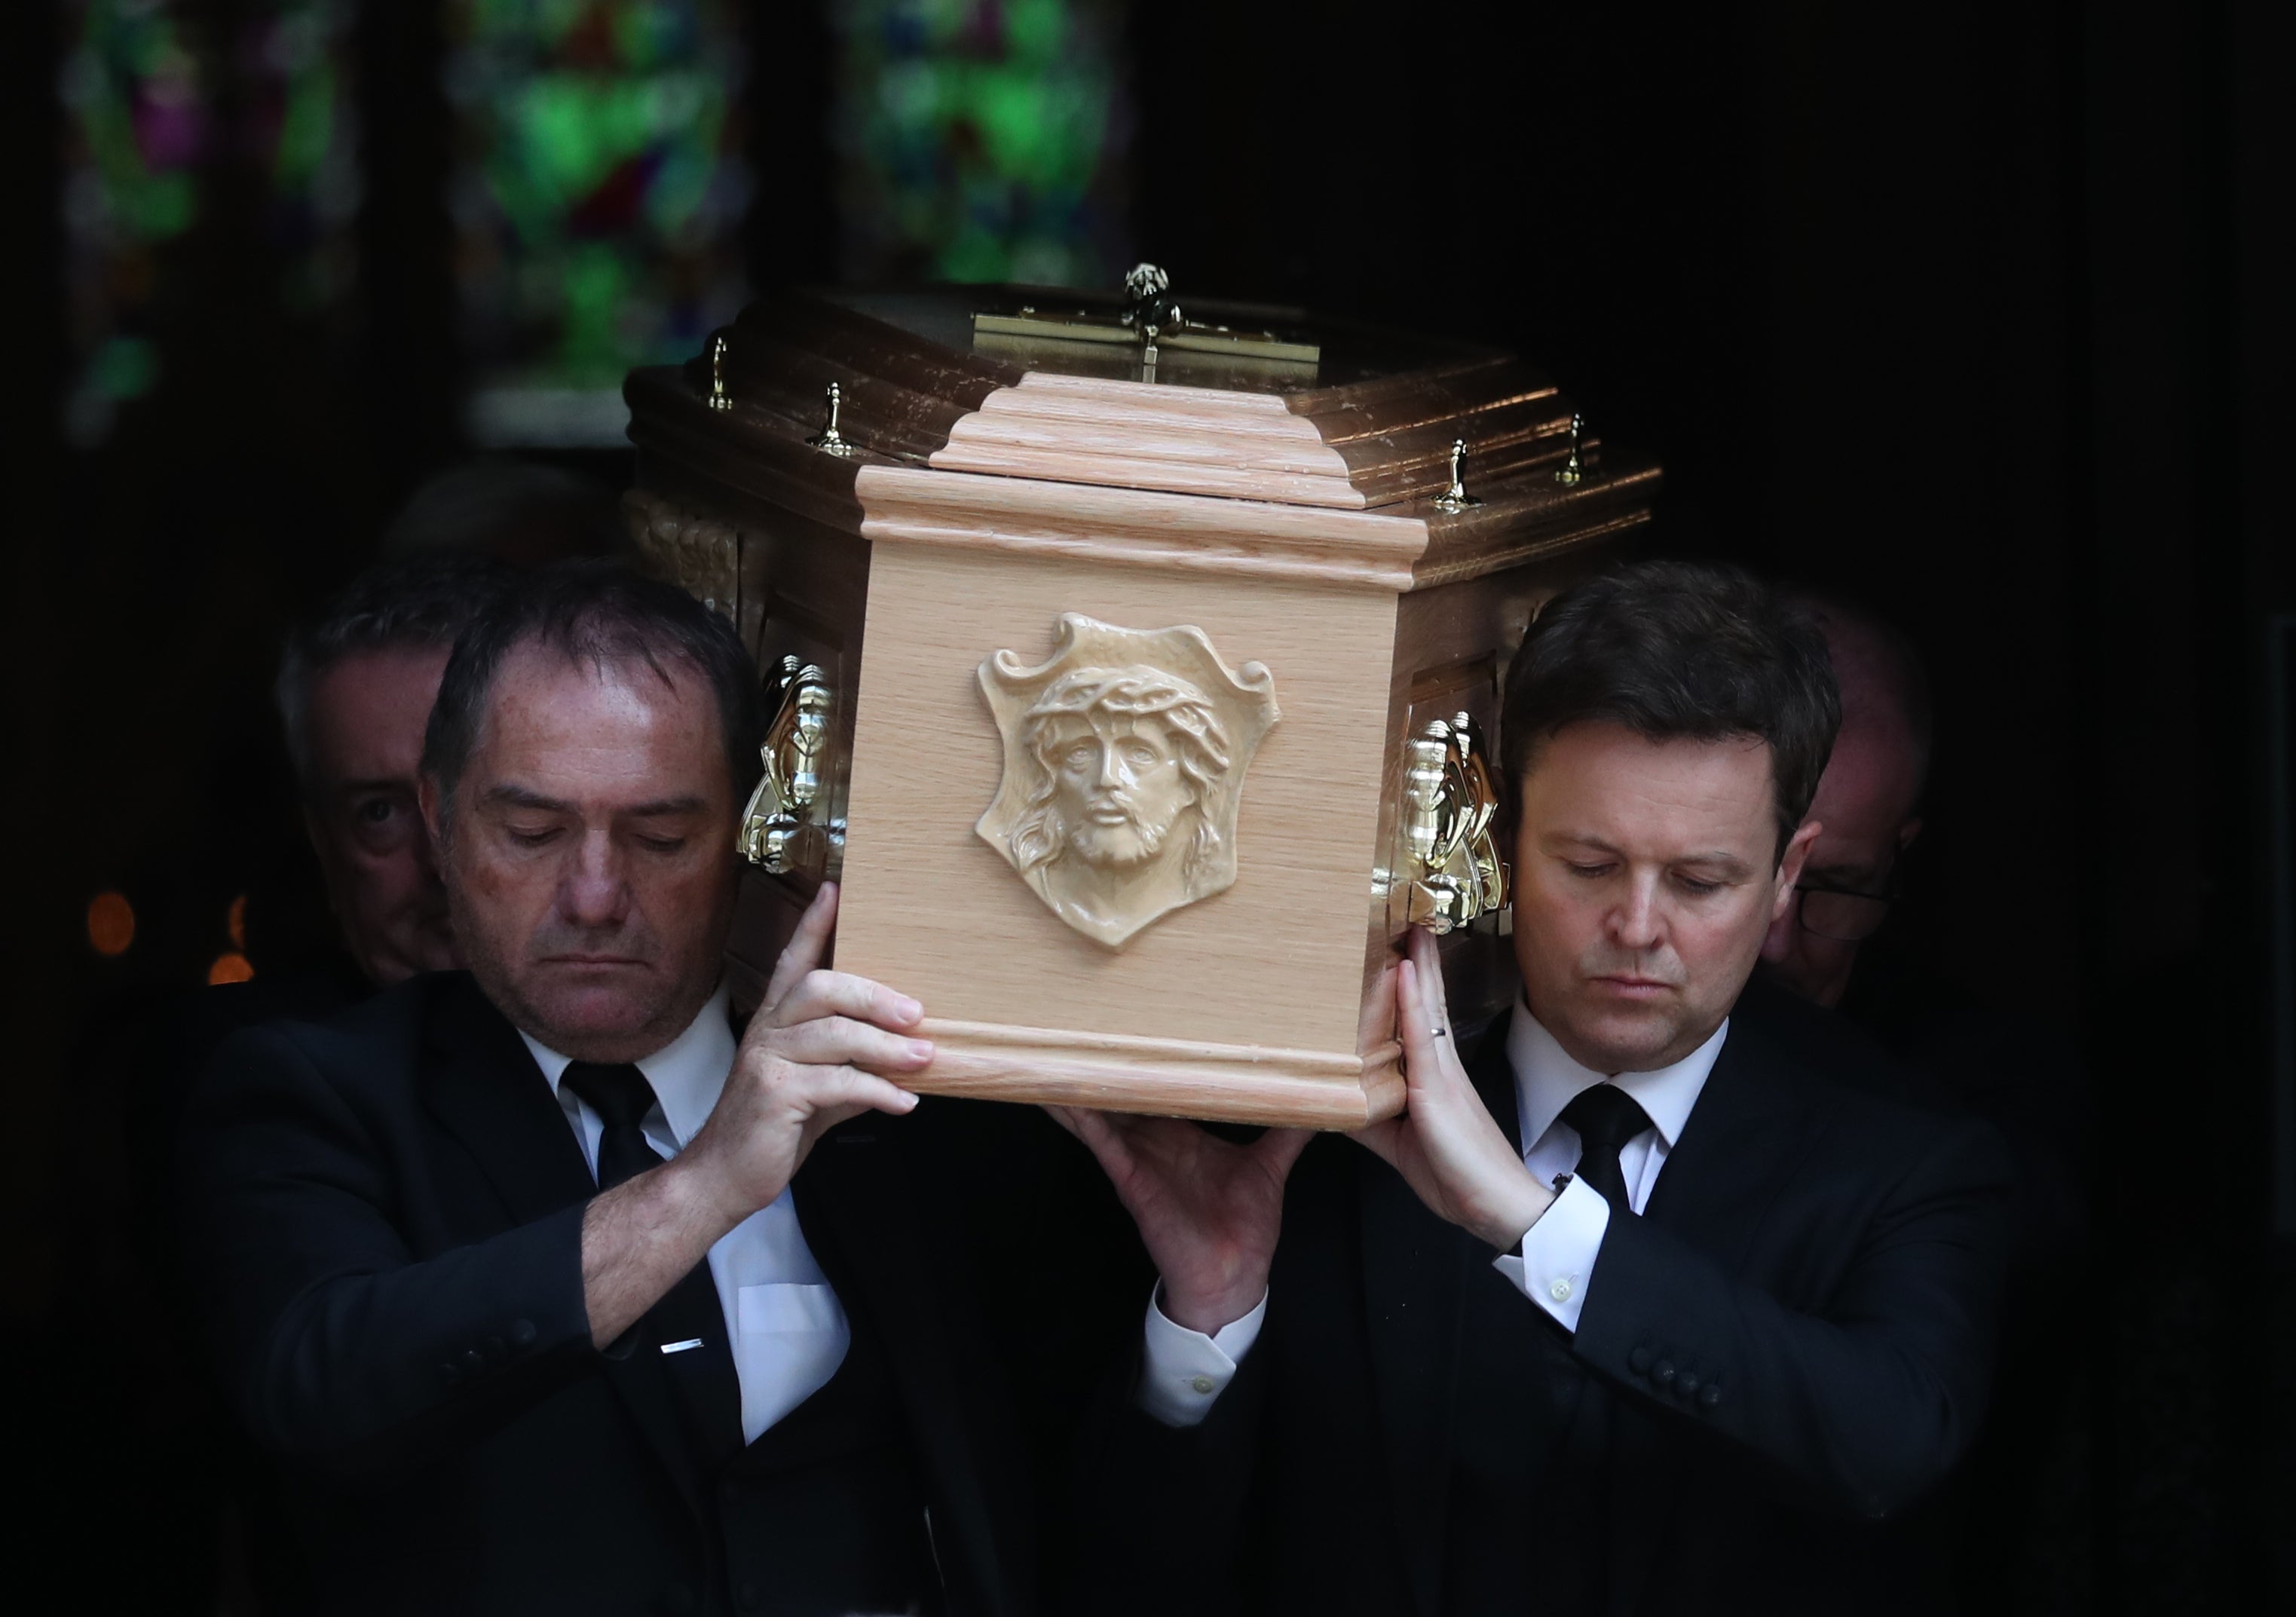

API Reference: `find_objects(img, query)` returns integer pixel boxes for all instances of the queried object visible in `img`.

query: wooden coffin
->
[623,280,1656,1126]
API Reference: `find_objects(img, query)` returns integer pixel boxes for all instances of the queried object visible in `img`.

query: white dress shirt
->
[1137,1002,1730,1427]
[1489,1004,1727,1329]
[519,983,850,1445]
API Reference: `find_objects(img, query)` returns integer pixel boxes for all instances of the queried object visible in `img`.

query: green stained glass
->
[243,1,361,318]
[449,0,752,440]
[60,1,360,447]
[831,0,1133,288]
[60,0,212,445]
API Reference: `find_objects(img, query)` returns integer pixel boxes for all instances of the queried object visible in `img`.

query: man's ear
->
[1897,816,1924,853]
[1771,819,1823,921]
[417,774,447,850]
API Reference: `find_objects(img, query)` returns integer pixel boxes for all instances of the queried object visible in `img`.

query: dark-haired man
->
[277,551,516,987]
[182,566,1046,1615]
[1069,562,2016,1615]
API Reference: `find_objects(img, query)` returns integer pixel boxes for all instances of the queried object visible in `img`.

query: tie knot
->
[1559,1083,1654,1155]
[559,1061,660,1133]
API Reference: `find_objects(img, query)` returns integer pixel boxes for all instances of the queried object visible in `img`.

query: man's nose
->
[559,830,629,927]
[1609,875,1665,951]
[1093,743,1127,790]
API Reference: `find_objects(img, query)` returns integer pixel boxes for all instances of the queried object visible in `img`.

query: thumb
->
[1254,1125,1313,1181]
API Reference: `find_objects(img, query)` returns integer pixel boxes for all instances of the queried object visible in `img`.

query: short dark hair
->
[421,562,764,823]
[1499,560,1841,862]
[277,553,516,795]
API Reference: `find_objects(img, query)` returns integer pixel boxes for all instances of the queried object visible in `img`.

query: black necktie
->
[560,1061,744,1468]
[1558,1083,1654,1211]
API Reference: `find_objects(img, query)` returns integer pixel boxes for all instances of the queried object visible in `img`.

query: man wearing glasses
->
[1759,590,2089,1607]
[1756,591,1928,1009]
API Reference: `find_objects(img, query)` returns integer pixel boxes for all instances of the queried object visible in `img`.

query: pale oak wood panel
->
[934,372,1364,505]
[831,537,1401,1060]
[911,1017,1406,1127]
[855,464,1425,591]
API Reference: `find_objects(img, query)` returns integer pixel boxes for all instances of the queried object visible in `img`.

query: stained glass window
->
[243,0,362,323]
[831,0,1133,289]
[59,0,212,448]
[448,0,754,447]
[59,1,360,449]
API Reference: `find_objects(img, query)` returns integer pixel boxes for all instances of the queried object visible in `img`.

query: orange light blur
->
[208,952,256,985]
[228,893,248,951]
[87,891,136,956]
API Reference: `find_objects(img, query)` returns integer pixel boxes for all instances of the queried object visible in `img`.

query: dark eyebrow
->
[484,784,577,815]
[1676,851,1756,881]
[482,785,709,818]
[622,797,709,818]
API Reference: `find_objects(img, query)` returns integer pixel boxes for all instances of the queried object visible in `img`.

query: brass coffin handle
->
[739,656,836,875]
[1397,712,1510,934]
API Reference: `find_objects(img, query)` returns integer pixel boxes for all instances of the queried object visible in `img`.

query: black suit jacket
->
[1076,988,2016,1617]
[179,971,1053,1617]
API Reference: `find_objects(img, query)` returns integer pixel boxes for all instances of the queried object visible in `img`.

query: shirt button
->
[1189,1374,1215,1395]
[1548,1278,1572,1303]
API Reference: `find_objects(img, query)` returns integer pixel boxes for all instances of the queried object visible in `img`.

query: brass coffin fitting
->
[1397,712,1509,934]
[970,264,1321,365]
[1555,413,1586,486]
[1431,437,1481,513]
[707,331,734,411]
[739,657,838,875]
[807,382,856,455]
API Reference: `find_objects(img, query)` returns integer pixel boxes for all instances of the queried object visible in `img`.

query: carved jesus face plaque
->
[977,616,1279,948]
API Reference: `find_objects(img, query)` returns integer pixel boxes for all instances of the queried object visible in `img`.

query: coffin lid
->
[624,282,1658,584]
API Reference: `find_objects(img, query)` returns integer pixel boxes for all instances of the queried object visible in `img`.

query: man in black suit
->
[1061,562,2016,1615]
[181,565,1042,1615]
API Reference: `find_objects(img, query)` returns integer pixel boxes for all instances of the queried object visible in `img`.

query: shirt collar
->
[1505,999,1729,1150]
[519,981,736,1152]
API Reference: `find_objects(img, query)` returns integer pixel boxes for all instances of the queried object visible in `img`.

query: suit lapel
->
[1358,1027,1513,1617]
[418,974,711,1526]
[1640,1014,1812,1268]
[1606,1013,1817,1615]
[420,973,595,1223]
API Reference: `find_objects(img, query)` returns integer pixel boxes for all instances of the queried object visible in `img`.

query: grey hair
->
[275,553,516,798]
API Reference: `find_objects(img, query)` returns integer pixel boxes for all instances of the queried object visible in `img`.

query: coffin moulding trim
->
[853,464,1428,592]
[905,1015,1407,1129]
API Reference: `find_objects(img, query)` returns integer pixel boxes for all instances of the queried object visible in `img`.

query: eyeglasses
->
[1792,879,1895,943]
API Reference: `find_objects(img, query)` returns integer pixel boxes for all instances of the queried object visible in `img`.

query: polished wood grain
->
[832,536,1399,1064]
[856,463,1427,591]
[910,1018,1404,1127]
[934,372,1363,507]
[623,282,1658,1122]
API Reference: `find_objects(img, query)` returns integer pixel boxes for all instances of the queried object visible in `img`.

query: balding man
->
[1758,590,2090,1606]
[182,565,1057,1616]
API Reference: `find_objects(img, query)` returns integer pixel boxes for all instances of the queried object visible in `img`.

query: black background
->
[2,2,2289,1609]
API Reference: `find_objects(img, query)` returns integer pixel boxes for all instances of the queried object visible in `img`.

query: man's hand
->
[676,881,930,1226]
[1350,926,1554,1252]
[1050,1107,1309,1335]
[582,882,928,1346]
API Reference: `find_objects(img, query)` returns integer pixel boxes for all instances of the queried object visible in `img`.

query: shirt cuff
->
[1492,1174,1611,1332]
[1135,1284,1268,1428]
